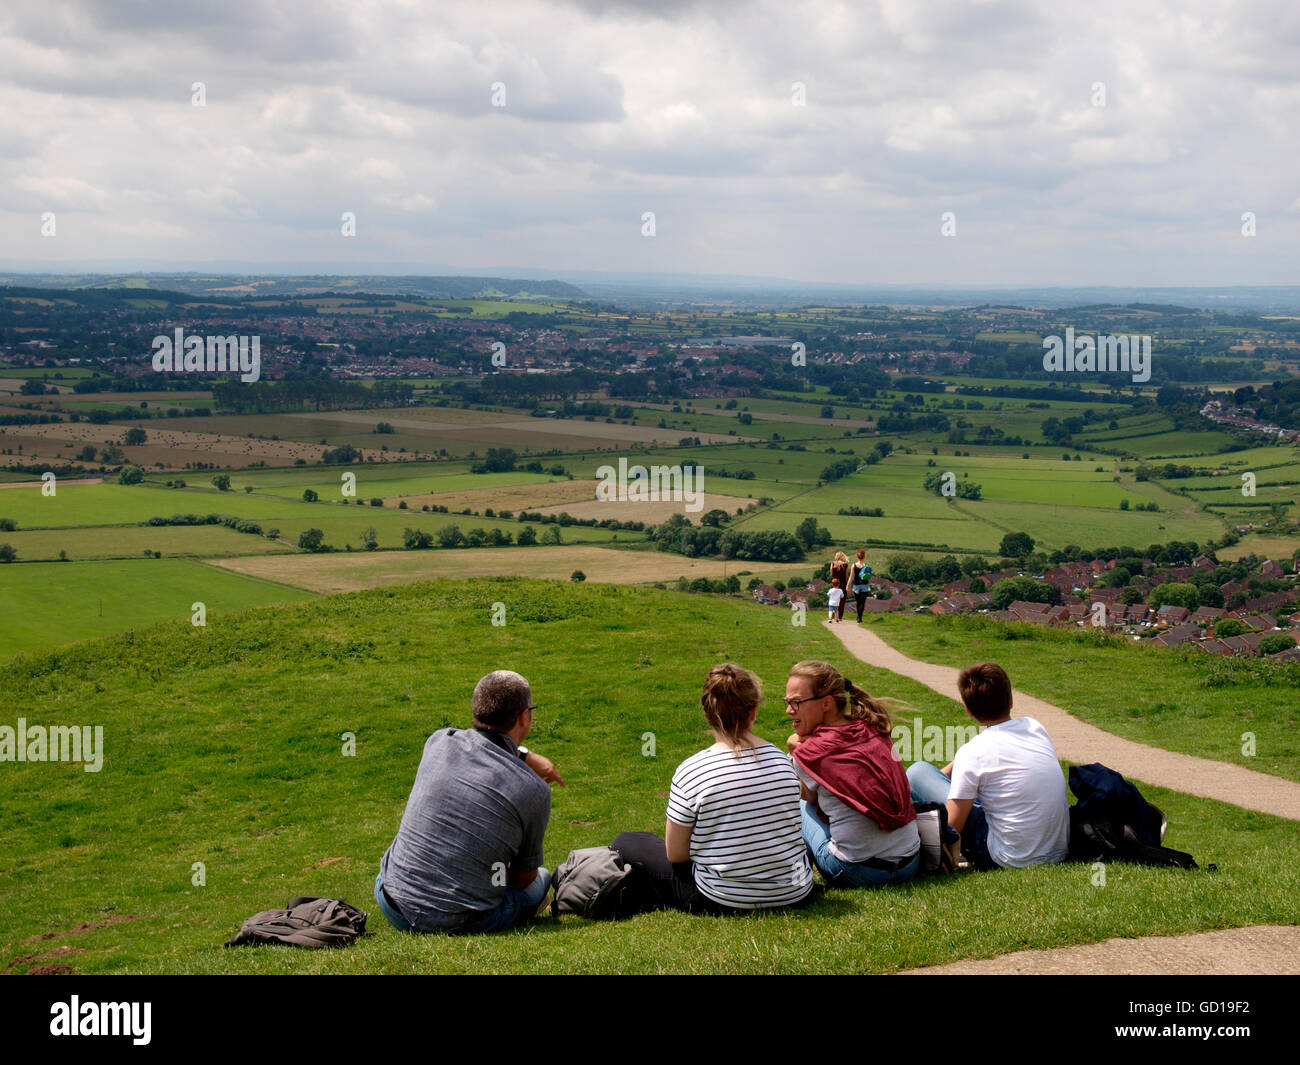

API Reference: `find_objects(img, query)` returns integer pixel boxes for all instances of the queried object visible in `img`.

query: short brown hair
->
[700,663,761,749]
[957,663,1012,722]
[472,669,532,730]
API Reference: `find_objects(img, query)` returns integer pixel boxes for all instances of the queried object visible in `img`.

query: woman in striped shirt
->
[612,663,814,913]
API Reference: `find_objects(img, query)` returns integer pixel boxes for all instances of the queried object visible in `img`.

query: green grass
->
[0,558,314,658]
[0,523,293,561]
[868,613,1300,782]
[2,580,1297,974]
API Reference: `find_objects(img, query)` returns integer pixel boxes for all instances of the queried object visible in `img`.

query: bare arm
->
[946,797,974,834]
[665,819,693,864]
[524,750,565,787]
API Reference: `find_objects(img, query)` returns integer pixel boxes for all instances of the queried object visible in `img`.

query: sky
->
[1,0,1298,287]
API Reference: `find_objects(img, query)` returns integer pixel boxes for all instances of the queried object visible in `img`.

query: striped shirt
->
[667,742,813,909]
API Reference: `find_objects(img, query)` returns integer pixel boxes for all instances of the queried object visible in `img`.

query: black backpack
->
[1067,764,1197,869]
[224,896,368,948]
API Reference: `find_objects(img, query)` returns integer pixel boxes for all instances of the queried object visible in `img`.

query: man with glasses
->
[375,669,565,934]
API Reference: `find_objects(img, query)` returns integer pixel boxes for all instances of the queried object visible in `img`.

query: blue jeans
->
[905,761,996,871]
[800,801,921,888]
[374,867,552,934]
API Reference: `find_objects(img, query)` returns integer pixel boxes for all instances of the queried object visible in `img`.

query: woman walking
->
[829,551,851,621]
[850,548,872,622]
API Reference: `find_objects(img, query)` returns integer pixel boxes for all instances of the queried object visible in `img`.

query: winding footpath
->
[823,619,1300,974]
[825,619,1300,821]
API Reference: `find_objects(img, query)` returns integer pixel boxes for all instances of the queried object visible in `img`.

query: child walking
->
[826,579,844,623]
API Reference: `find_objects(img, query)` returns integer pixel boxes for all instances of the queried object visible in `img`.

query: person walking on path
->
[829,551,851,621]
[850,549,872,622]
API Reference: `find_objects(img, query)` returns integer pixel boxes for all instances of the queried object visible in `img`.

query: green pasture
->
[0,558,313,658]
[0,523,292,562]
[0,482,322,529]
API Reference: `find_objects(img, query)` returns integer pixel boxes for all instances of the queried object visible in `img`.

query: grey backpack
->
[553,847,653,919]
[224,896,368,948]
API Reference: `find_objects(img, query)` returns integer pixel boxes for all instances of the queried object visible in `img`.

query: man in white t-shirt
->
[906,662,1069,870]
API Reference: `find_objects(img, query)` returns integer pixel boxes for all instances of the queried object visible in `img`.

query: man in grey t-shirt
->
[375,670,564,933]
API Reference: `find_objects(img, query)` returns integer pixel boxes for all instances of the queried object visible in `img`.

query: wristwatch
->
[517,745,530,760]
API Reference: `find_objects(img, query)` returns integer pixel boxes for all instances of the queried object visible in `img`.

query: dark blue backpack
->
[1067,763,1196,868]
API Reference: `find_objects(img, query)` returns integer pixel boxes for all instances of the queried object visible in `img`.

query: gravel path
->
[825,619,1300,820]
[897,924,1300,974]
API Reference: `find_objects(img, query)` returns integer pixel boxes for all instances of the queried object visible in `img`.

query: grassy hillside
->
[3,580,1298,974]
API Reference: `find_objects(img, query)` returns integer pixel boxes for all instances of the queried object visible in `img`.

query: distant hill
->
[0,273,587,302]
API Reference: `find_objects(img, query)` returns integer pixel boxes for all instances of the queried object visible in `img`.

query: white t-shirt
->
[827,588,845,608]
[667,743,813,909]
[947,717,1069,868]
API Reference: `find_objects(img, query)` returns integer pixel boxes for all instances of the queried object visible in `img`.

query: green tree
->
[1148,582,1199,611]
[541,524,562,545]
[1120,585,1144,606]
[302,488,319,502]
[362,526,379,551]
[298,528,325,552]
[990,576,1051,610]
[211,474,231,491]
[1258,633,1296,656]
[0,543,16,563]
[436,524,466,548]
[516,525,538,546]
[123,427,147,445]
[1213,618,1245,638]
[570,570,586,582]
[117,465,145,485]
[795,516,820,550]
[998,532,1035,558]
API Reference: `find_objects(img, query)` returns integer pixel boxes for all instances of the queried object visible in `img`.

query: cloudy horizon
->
[2,0,1298,288]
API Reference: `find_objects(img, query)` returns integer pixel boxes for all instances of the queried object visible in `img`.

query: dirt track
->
[899,924,1300,974]
[826,619,1300,821]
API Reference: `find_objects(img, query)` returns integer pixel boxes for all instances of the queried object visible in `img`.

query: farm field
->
[0,557,314,658]
[3,580,1297,975]
[209,544,750,594]
[0,523,293,561]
